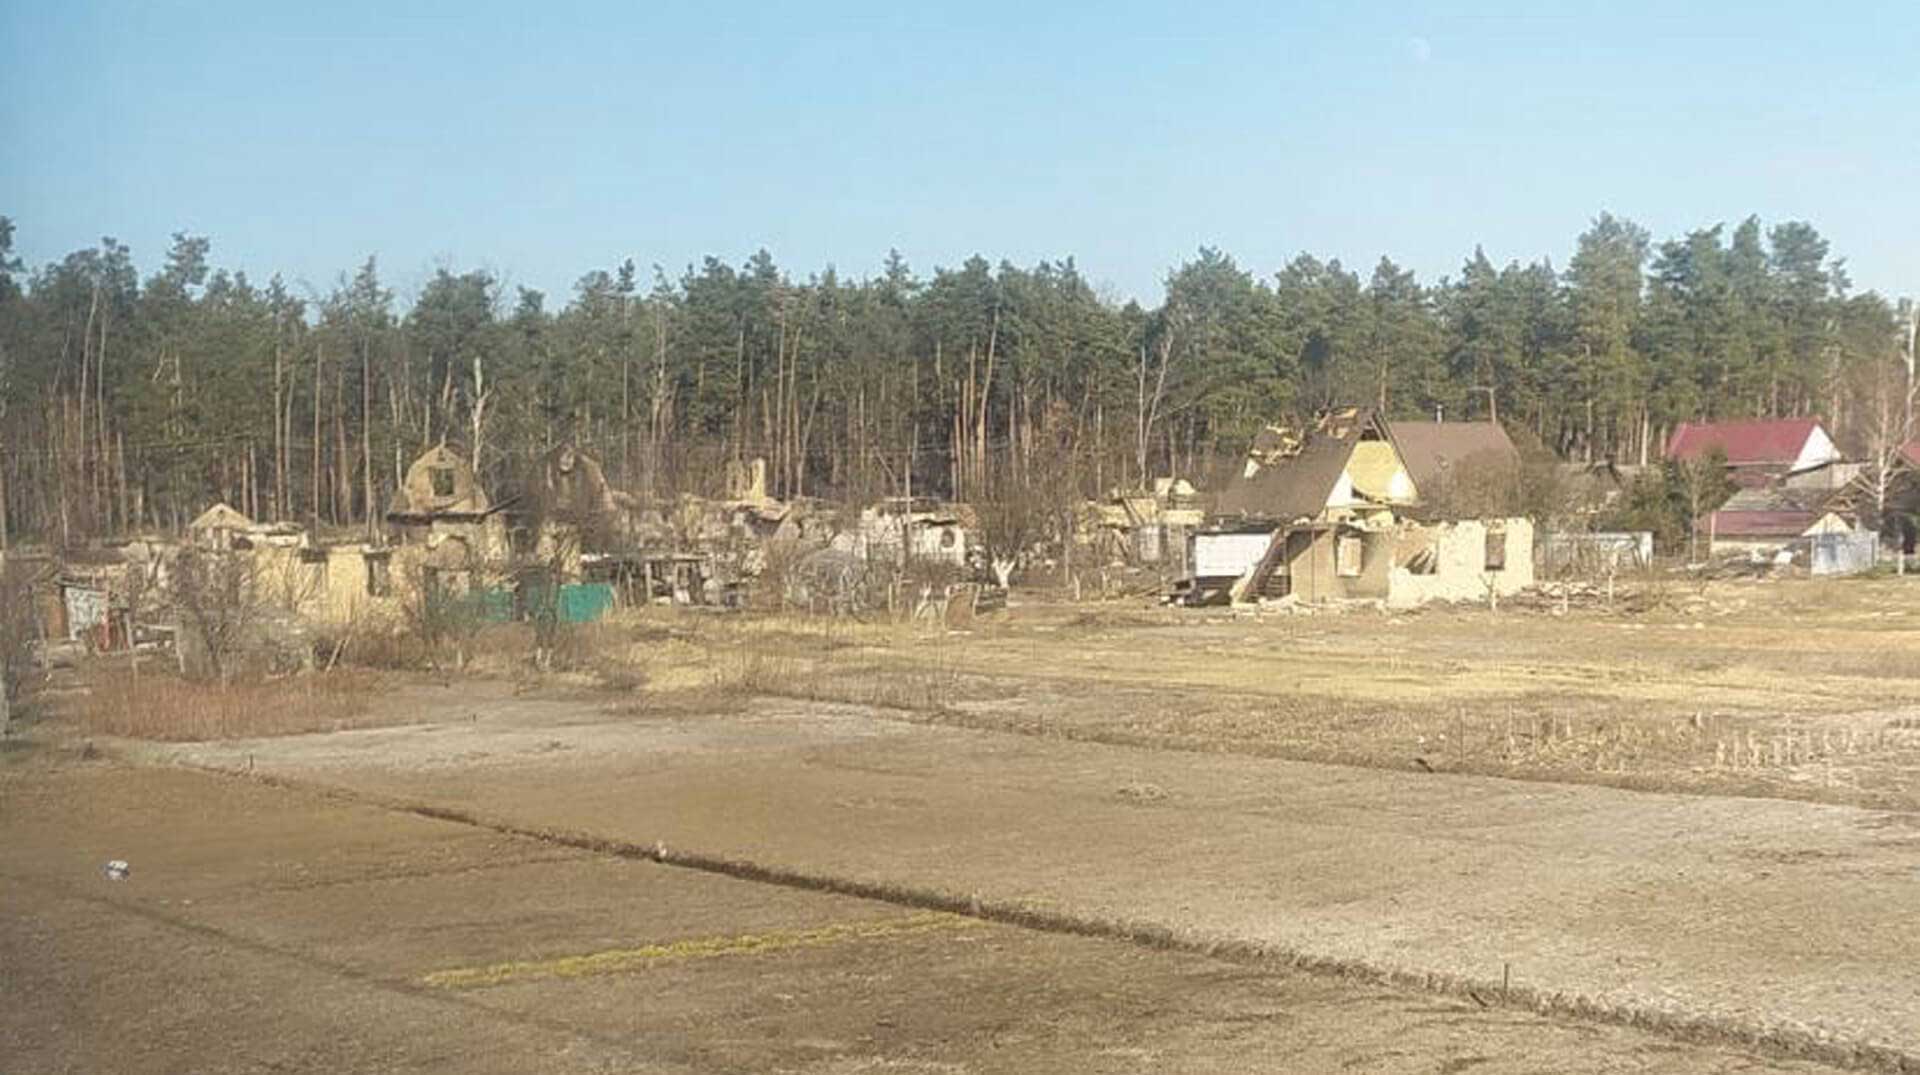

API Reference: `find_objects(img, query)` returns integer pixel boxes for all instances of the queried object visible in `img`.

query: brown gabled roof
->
[1716,486,1833,514]
[1386,421,1519,494]
[188,502,255,533]
[1214,409,1391,522]
[1704,486,1843,538]
[1708,509,1825,538]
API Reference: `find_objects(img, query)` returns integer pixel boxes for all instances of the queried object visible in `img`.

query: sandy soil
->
[143,684,1920,1069]
[1,763,1838,1074]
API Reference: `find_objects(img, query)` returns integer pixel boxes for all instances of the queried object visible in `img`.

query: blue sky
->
[3,1,1916,307]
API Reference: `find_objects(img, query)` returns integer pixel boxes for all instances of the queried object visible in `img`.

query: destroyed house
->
[1192,409,1533,607]
[388,443,492,523]
[186,502,258,549]
[386,443,507,580]
[1214,409,1415,524]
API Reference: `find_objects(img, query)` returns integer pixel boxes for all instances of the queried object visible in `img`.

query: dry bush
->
[717,649,808,699]
[318,623,422,670]
[169,548,269,683]
[753,537,809,611]
[2,559,39,733]
[537,622,646,689]
[706,629,960,714]
[395,565,493,670]
[74,666,390,741]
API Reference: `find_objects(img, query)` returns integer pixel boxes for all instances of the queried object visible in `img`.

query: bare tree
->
[469,352,491,474]
[1135,330,1176,489]
[1671,448,1735,563]
[523,529,582,672]
[1854,347,1918,570]
[393,560,481,671]
[0,553,38,736]
[973,413,1081,592]
[169,548,265,684]
[973,484,1045,590]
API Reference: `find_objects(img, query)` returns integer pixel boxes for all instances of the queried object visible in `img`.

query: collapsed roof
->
[1214,408,1409,522]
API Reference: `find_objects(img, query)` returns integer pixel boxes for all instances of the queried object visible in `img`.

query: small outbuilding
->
[1703,487,1856,558]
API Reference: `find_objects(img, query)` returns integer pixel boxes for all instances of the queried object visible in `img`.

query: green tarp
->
[556,582,615,623]
[522,581,615,624]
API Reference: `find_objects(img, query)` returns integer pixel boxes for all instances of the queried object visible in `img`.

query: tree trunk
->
[361,347,375,537]
[334,366,349,526]
[97,301,111,532]
[977,311,998,496]
[311,344,324,522]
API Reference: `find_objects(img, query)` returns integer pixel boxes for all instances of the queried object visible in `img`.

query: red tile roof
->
[1902,439,1920,468]
[1666,418,1821,467]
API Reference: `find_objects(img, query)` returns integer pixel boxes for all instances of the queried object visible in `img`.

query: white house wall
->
[1386,518,1534,609]
[1794,426,1842,471]
[1326,470,1354,508]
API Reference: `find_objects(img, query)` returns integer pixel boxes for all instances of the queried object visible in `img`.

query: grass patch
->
[713,646,964,714]
[420,913,980,989]
[73,665,393,741]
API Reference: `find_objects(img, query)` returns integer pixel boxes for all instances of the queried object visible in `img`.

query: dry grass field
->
[585,574,1920,810]
[36,573,1920,811]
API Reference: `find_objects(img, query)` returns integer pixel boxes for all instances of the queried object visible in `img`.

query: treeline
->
[0,212,1907,546]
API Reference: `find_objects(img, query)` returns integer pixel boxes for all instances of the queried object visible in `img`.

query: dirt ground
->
[0,763,1848,1074]
[122,681,1920,1068]
[9,572,1919,1072]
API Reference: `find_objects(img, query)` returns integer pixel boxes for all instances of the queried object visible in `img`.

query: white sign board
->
[1192,531,1274,579]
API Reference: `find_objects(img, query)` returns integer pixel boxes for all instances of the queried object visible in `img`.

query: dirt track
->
[2,763,1839,1074]
[136,681,1920,1069]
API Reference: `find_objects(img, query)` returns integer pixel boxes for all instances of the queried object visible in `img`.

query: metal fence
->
[1539,531,1654,576]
